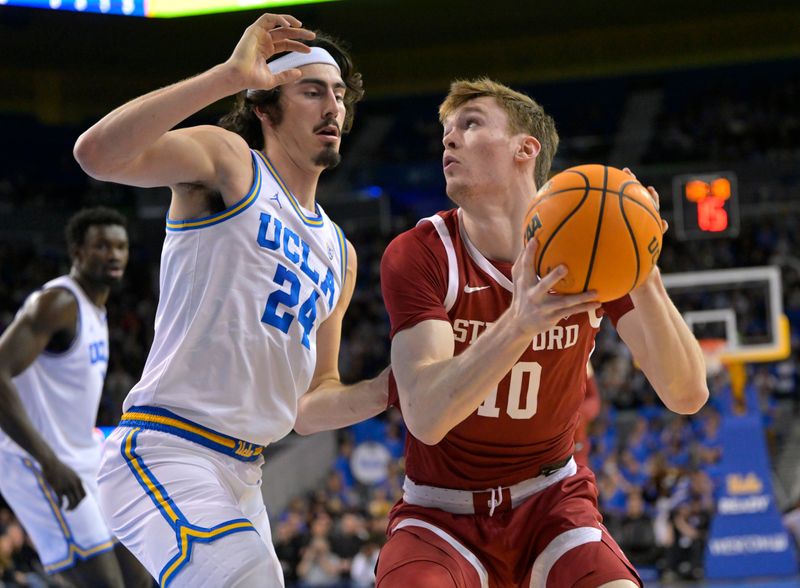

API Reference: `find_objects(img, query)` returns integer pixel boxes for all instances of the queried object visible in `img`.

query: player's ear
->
[515,135,541,163]
[68,244,81,265]
[253,105,275,128]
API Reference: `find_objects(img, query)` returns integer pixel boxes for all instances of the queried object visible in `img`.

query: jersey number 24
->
[261,264,320,349]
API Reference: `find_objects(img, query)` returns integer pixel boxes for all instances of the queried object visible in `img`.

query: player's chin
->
[313,147,341,169]
[101,274,125,288]
[444,178,469,202]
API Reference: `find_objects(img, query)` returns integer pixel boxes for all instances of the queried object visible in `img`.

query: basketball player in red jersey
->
[376,78,708,588]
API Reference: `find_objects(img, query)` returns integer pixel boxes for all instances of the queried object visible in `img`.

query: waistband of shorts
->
[119,406,265,462]
[402,456,577,516]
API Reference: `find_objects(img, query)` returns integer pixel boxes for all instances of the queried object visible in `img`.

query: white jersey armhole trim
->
[393,518,489,588]
[456,208,513,292]
[39,283,82,358]
[417,214,458,312]
[529,526,602,588]
[165,152,262,232]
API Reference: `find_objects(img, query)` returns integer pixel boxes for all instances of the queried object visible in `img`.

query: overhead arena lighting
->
[0,0,337,18]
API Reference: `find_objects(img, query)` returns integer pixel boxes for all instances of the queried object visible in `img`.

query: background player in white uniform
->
[74,13,388,587]
[0,207,151,588]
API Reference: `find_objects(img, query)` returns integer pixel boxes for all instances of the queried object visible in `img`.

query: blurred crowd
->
[0,61,799,586]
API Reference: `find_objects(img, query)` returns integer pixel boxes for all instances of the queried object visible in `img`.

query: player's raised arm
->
[614,173,707,414]
[73,13,315,195]
[616,267,708,414]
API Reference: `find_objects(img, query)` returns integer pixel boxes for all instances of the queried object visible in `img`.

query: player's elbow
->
[402,405,446,446]
[665,384,709,415]
[406,422,445,446]
[293,420,315,436]
[73,132,117,181]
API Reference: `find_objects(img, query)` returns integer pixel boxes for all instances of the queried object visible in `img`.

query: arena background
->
[1,0,800,586]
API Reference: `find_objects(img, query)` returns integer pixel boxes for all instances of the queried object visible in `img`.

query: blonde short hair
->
[439,78,559,189]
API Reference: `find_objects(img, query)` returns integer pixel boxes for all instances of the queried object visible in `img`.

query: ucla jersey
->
[124,150,347,446]
[0,276,109,476]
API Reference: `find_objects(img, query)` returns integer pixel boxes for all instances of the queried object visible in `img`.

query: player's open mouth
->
[443,155,459,170]
[316,126,340,143]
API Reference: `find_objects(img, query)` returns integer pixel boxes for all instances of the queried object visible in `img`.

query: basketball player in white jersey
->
[74,13,387,587]
[0,207,151,588]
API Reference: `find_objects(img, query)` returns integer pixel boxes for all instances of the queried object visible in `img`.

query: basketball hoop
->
[699,338,728,377]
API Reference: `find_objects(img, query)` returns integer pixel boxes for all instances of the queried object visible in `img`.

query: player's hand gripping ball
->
[523,164,663,302]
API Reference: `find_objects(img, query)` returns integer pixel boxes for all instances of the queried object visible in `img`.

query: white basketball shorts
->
[98,406,282,588]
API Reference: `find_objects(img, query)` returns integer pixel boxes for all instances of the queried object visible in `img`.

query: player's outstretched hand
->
[225,13,317,93]
[623,167,669,234]
[41,456,86,511]
[510,238,600,338]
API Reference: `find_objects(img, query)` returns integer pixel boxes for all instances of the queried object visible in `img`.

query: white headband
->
[269,47,340,75]
[246,47,340,98]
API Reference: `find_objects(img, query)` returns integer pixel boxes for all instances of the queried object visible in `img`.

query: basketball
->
[523,164,663,302]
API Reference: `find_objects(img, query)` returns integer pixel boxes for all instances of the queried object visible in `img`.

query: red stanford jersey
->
[382,208,633,490]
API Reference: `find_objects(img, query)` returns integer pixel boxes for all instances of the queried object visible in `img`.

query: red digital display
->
[685,178,731,232]
[672,172,739,240]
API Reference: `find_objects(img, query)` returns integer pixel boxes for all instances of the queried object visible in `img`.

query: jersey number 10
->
[477,362,542,419]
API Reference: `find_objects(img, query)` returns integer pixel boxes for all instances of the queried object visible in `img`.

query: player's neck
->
[459,182,533,263]
[263,147,322,212]
[70,269,110,308]
[459,208,519,263]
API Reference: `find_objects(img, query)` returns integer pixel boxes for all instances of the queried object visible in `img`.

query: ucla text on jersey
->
[257,212,337,349]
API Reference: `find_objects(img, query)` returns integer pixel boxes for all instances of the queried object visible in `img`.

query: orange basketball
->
[522,164,663,302]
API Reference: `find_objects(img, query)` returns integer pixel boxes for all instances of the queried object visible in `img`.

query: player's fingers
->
[648,186,660,210]
[70,483,86,510]
[271,39,314,55]
[268,68,303,87]
[623,166,637,180]
[277,13,303,28]
[661,218,669,234]
[551,300,602,320]
[269,26,316,43]
[534,264,568,294]
[254,13,292,30]
[542,290,599,312]
[512,237,538,284]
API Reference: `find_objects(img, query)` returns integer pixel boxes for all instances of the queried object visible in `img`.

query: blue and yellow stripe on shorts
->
[165,151,262,231]
[119,405,265,462]
[255,150,326,228]
[21,458,116,574]
[120,428,257,587]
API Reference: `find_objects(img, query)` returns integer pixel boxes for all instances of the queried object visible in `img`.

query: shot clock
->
[672,171,740,240]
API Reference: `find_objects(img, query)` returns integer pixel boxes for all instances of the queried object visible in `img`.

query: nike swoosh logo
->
[464,284,490,293]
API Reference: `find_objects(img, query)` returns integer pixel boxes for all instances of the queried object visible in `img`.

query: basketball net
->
[700,338,747,414]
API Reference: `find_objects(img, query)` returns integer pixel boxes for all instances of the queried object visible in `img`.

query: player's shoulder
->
[19,286,78,333]
[387,209,457,253]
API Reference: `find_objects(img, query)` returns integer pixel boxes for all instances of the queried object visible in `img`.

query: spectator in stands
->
[617,490,660,569]
[664,496,711,582]
[350,537,381,587]
[296,538,344,587]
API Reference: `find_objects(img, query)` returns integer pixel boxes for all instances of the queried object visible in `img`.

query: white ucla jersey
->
[0,275,109,476]
[124,150,347,446]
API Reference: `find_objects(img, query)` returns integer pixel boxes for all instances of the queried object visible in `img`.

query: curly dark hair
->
[218,31,365,149]
[65,206,127,253]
